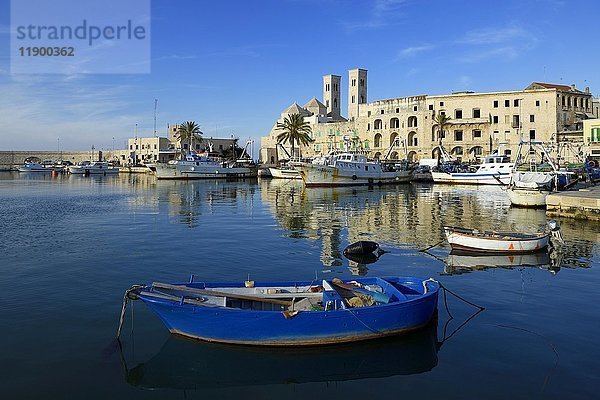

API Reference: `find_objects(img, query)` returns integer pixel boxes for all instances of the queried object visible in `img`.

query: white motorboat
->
[297,152,411,187]
[431,154,513,185]
[506,187,550,207]
[18,162,49,172]
[148,153,257,180]
[68,161,119,175]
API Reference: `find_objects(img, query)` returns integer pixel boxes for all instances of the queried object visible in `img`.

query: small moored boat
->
[122,276,439,346]
[443,226,550,253]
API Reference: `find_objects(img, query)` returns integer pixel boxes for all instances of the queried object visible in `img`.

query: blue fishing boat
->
[123,276,439,346]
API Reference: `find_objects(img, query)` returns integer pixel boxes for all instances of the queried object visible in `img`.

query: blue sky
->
[0,0,598,151]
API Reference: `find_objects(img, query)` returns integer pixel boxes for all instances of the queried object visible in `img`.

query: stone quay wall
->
[0,151,104,170]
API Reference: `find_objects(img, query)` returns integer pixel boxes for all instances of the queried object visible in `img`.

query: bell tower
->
[323,74,341,119]
[348,68,367,120]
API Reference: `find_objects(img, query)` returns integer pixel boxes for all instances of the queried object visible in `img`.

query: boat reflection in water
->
[125,319,440,390]
[444,250,558,275]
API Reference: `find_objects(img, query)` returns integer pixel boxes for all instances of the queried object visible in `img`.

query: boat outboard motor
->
[547,220,564,245]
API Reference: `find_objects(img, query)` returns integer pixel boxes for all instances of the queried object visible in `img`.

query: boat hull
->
[444,227,549,253]
[431,171,511,185]
[150,163,257,180]
[298,164,411,187]
[268,167,302,179]
[507,188,549,207]
[137,277,439,346]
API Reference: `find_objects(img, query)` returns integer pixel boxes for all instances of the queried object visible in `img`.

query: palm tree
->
[276,113,314,159]
[432,113,452,147]
[176,121,203,154]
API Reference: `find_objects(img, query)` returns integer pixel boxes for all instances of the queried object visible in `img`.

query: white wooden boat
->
[268,166,302,179]
[69,161,119,175]
[148,153,257,180]
[297,152,411,187]
[431,155,513,185]
[506,187,550,207]
[443,226,550,253]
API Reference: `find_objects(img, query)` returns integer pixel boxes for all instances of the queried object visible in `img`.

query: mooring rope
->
[116,285,144,339]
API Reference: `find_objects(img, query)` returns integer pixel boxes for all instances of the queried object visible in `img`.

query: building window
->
[367,123,370,131]
[440,101,444,106]
[454,130,463,141]
[473,130,482,138]
[530,115,535,122]
[360,95,365,103]
[352,79,356,87]
[325,84,330,91]
[429,104,434,110]
[396,107,400,113]
[380,109,384,114]
[493,116,499,124]
[505,100,510,107]
[334,98,337,107]
[530,129,536,140]
[514,99,519,107]
[351,95,355,103]
[473,108,481,118]
[326,100,330,107]
[374,119,382,129]
[413,106,418,111]
[154,144,157,149]
[455,109,463,119]
[536,100,540,106]
[512,115,520,128]
[493,100,498,108]
[368,111,371,117]
[129,145,133,150]
[360,79,364,87]
[408,116,418,127]
[504,149,512,156]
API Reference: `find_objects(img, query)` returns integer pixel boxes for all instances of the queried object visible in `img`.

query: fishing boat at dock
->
[68,161,119,175]
[431,154,513,185]
[297,152,411,187]
[148,152,257,179]
[122,276,439,346]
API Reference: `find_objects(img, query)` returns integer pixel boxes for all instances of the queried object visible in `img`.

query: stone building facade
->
[261,69,594,165]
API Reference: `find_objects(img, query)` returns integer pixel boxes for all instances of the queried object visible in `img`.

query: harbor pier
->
[546,186,600,220]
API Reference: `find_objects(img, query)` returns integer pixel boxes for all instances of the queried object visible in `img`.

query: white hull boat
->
[298,152,411,187]
[18,162,49,172]
[432,155,513,185]
[507,187,549,207]
[69,162,119,175]
[268,167,302,179]
[444,226,550,253]
[149,153,257,180]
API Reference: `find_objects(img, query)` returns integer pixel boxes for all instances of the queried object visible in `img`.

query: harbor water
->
[0,172,598,399]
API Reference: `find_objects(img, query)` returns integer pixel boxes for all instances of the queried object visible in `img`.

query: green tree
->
[176,121,203,154]
[432,113,452,147]
[276,113,314,159]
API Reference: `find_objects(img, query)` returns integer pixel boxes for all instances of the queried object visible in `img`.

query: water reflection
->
[444,251,554,275]
[261,181,598,271]
[124,319,439,390]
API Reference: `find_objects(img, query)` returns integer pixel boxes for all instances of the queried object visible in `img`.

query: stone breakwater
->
[0,151,104,170]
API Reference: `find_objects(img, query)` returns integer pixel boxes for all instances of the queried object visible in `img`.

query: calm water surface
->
[0,172,598,399]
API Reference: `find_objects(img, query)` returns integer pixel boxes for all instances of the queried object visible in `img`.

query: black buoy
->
[343,241,380,255]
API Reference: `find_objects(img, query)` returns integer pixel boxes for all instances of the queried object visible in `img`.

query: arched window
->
[390,117,399,129]
[470,146,483,158]
[374,152,382,160]
[390,132,398,147]
[408,151,417,162]
[374,133,382,148]
[374,119,383,129]
[390,151,399,160]
[407,116,418,127]
[408,131,418,147]
[451,146,463,156]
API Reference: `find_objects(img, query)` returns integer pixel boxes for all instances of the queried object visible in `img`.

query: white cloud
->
[342,0,409,31]
[459,26,531,45]
[395,44,435,61]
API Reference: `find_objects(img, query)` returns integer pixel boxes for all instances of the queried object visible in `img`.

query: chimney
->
[571,84,576,91]
[585,86,590,94]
